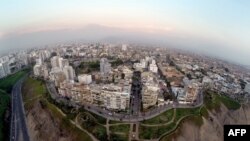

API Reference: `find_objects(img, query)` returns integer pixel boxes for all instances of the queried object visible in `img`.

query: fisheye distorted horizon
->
[0,0,250,66]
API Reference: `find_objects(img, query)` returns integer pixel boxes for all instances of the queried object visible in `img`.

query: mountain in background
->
[0,24,249,66]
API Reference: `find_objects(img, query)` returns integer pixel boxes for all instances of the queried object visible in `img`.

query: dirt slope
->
[165,104,250,141]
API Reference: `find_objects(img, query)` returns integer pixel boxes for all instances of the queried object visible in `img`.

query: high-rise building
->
[100,58,111,76]
[149,59,158,73]
[122,44,127,51]
[50,56,60,68]
[63,66,75,81]
[59,58,69,68]
[142,85,159,109]
[0,63,7,78]
[2,62,11,75]
[33,64,42,76]
[245,83,250,93]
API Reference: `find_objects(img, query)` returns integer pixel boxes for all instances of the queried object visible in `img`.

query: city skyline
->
[0,0,250,66]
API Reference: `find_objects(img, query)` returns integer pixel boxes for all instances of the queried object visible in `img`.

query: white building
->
[122,44,127,51]
[149,59,158,73]
[100,58,111,76]
[33,64,42,76]
[36,58,43,65]
[245,83,250,93]
[78,74,92,85]
[59,58,69,68]
[0,63,7,78]
[90,84,131,110]
[50,56,60,68]
[63,66,75,81]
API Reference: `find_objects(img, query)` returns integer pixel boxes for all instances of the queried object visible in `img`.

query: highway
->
[10,78,30,141]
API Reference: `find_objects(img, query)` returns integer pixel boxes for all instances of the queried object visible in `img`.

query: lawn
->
[142,109,174,124]
[88,111,107,125]
[139,107,201,140]
[174,107,200,122]
[110,124,130,133]
[139,122,176,139]
[110,133,128,141]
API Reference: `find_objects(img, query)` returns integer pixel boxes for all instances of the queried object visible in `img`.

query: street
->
[10,78,30,141]
[130,71,142,116]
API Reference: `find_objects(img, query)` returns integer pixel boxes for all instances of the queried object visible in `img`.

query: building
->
[184,83,199,104]
[33,64,49,79]
[59,58,69,68]
[122,44,127,51]
[58,82,93,104]
[142,84,159,109]
[245,83,250,93]
[50,68,66,87]
[78,74,92,85]
[90,84,131,110]
[33,64,42,76]
[50,56,60,68]
[0,63,7,78]
[100,58,111,76]
[149,59,158,73]
[63,66,75,81]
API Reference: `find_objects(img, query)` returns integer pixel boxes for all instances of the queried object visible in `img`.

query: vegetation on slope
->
[22,77,93,141]
[160,90,241,141]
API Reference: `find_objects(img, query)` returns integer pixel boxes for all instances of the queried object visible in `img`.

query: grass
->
[109,120,124,124]
[139,107,201,140]
[204,90,241,110]
[79,112,108,140]
[88,111,107,125]
[22,77,93,141]
[159,90,241,141]
[80,119,107,140]
[142,109,174,124]
[22,78,45,101]
[110,124,130,133]
[40,99,92,141]
[110,133,128,141]
[0,90,10,141]
[0,70,28,93]
[139,122,176,139]
[174,107,200,122]
[200,106,209,118]
[218,95,241,110]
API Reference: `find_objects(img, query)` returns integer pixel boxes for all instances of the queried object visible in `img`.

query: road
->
[130,71,142,116]
[10,78,30,141]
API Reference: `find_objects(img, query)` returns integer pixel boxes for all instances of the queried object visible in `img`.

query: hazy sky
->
[0,0,250,65]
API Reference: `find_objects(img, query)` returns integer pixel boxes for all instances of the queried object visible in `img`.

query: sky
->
[0,0,250,65]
